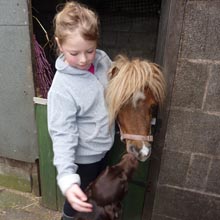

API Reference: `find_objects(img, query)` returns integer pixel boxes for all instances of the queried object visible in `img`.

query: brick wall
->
[151,1,220,220]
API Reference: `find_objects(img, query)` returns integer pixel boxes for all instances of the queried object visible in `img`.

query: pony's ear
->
[108,66,118,79]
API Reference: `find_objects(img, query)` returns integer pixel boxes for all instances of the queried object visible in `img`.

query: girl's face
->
[57,30,97,70]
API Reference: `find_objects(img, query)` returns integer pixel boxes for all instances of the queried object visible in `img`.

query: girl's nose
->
[79,53,87,63]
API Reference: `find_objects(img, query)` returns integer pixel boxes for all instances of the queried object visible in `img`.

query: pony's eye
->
[150,105,158,116]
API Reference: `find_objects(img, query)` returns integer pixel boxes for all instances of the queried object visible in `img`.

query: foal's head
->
[106,55,165,161]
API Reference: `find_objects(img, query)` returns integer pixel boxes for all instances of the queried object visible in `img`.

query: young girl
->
[47,2,115,219]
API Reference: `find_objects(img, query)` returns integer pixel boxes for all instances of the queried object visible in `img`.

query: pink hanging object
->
[33,34,54,98]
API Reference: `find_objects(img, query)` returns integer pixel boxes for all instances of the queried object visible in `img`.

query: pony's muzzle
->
[139,145,152,161]
[127,143,151,162]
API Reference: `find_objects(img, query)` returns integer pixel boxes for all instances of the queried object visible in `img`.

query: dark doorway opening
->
[31,0,161,63]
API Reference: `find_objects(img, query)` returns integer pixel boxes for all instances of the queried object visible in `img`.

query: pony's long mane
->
[106,55,166,124]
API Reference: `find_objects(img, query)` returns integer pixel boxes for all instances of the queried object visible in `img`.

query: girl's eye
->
[87,50,94,54]
[70,53,78,56]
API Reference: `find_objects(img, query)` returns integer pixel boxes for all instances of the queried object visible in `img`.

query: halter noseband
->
[120,133,153,142]
[117,119,155,142]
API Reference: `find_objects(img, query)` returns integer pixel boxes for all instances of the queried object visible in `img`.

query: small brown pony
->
[106,55,166,161]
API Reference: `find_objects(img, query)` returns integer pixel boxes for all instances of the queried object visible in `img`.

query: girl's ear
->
[55,37,63,52]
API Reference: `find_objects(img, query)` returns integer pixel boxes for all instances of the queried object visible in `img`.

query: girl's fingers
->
[71,198,93,212]
[73,184,88,201]
[66,184,93,212]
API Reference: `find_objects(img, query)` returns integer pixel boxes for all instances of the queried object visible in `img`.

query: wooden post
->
[34,97,58,210]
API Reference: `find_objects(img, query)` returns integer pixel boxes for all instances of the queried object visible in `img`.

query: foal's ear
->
[108,65,119,79]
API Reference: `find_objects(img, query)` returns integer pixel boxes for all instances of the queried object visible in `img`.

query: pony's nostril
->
[129,145,137,154]
[128,145,140,158]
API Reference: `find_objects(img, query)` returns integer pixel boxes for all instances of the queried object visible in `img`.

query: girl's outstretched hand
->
[65,183,93,212]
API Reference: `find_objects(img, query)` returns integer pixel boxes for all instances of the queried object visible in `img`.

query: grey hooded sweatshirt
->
[47,49,115,195]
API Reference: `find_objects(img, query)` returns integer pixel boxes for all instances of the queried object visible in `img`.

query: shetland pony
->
[106,55,166,161]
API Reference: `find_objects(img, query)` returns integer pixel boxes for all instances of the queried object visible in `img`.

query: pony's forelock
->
[106,55,166,125]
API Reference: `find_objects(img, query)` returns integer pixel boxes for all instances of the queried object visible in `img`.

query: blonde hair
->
[54,1,99,45]
[106,55,166,125]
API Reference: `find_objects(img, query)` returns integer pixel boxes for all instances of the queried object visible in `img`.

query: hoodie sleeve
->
[47,90,81,195]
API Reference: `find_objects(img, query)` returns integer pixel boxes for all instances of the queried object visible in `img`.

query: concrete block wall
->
[0,157,40,195]
[0,0,38,162]
[152,1,220,220]
[0,0,38,193]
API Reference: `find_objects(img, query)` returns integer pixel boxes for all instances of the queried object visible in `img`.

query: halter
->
[117,118,156,142]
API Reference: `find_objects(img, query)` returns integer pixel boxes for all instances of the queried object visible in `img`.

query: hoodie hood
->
[55,54,85,75]
[55,49,106,76]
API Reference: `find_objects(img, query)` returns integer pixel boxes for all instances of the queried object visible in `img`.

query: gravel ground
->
[0,187,61,220]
